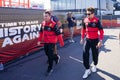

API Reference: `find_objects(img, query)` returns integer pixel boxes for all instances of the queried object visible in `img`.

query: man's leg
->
[54,44,58,55]
[82,39,91,79]
[44,44,49,64]
[91,39,99,72]
[91,41,99,66]
[46,43,55,75]
[44,44,49,57]
[54,44,60,64]
[83,39,91,69]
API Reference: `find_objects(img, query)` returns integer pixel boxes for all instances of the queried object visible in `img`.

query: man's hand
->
[37,42,41,46]
[60,28,63,33]
[96,40,103,48]
[60,41,64,47]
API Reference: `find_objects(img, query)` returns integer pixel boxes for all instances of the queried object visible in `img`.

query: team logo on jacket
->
[49,24,52,27]
[93,19,96,22]
[92,19,97,27]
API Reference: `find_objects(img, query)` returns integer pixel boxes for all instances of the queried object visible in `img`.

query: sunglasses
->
[86,12,93,15]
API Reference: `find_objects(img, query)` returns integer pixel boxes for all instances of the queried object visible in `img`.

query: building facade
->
[51,0,114,11]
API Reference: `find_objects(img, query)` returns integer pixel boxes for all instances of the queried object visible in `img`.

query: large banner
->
[0,8,44,63]
[0,21,41,48]
[0,8,82,64]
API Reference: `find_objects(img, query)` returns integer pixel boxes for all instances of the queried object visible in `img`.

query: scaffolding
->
[0,0,30,8]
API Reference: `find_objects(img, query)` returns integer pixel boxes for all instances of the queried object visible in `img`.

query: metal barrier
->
[100,15,120,28]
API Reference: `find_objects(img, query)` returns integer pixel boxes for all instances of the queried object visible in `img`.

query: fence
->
[0,7,81,65]
[0,7,44,64]
[100,15,120,28]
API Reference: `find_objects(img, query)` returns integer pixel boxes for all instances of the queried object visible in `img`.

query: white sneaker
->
[46,69,53,76]
[71,40,75,43]
[91,65,97,72]
[82,69,91,79]
[56,55,60,64]
[0,63,4,71]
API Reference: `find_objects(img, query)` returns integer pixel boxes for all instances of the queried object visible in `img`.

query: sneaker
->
[69,39,75,43]
[71,40,75,43]
[82,69,91,79]
[46,68,53,76]
[0,63,4,71]
[91,65,97,72]
[55,55,60,64]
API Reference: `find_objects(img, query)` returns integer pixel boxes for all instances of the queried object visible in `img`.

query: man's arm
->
[97,20,104,48]
[38,23,44,45]
[81,19,86,40]
[98,20,104,41]
[80,19,86,44]
[53,24,64,47]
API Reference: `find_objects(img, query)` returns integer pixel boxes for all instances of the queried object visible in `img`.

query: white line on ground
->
[69,56,83,64]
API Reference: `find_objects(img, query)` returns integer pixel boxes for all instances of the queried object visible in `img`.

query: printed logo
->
[49,24,52,27]
[93,19,96,22]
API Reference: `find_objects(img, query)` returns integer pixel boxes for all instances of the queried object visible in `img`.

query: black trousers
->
[83,38,99,69]
[44,43,58,70]
[54,44,59,59]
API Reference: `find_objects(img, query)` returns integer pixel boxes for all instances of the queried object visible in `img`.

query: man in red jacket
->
[80,7,104,79]
[48,10,62,64]
[38,11,64,76]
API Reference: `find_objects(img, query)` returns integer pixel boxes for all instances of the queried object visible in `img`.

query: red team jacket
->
[38,20,64,46]
[81,16,104,40]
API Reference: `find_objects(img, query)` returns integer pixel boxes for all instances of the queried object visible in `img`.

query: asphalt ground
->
[0,28,120,80]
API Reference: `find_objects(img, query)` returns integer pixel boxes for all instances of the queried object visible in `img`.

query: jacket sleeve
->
[38,27,43,42]
[98,20,104,40]
[38,22,45,42]
[53,23,64,46]
[53,24,61,35]
[81,19,86,39]
[57,34,64,47]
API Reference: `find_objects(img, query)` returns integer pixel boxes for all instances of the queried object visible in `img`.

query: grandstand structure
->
[0,0,30,8]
